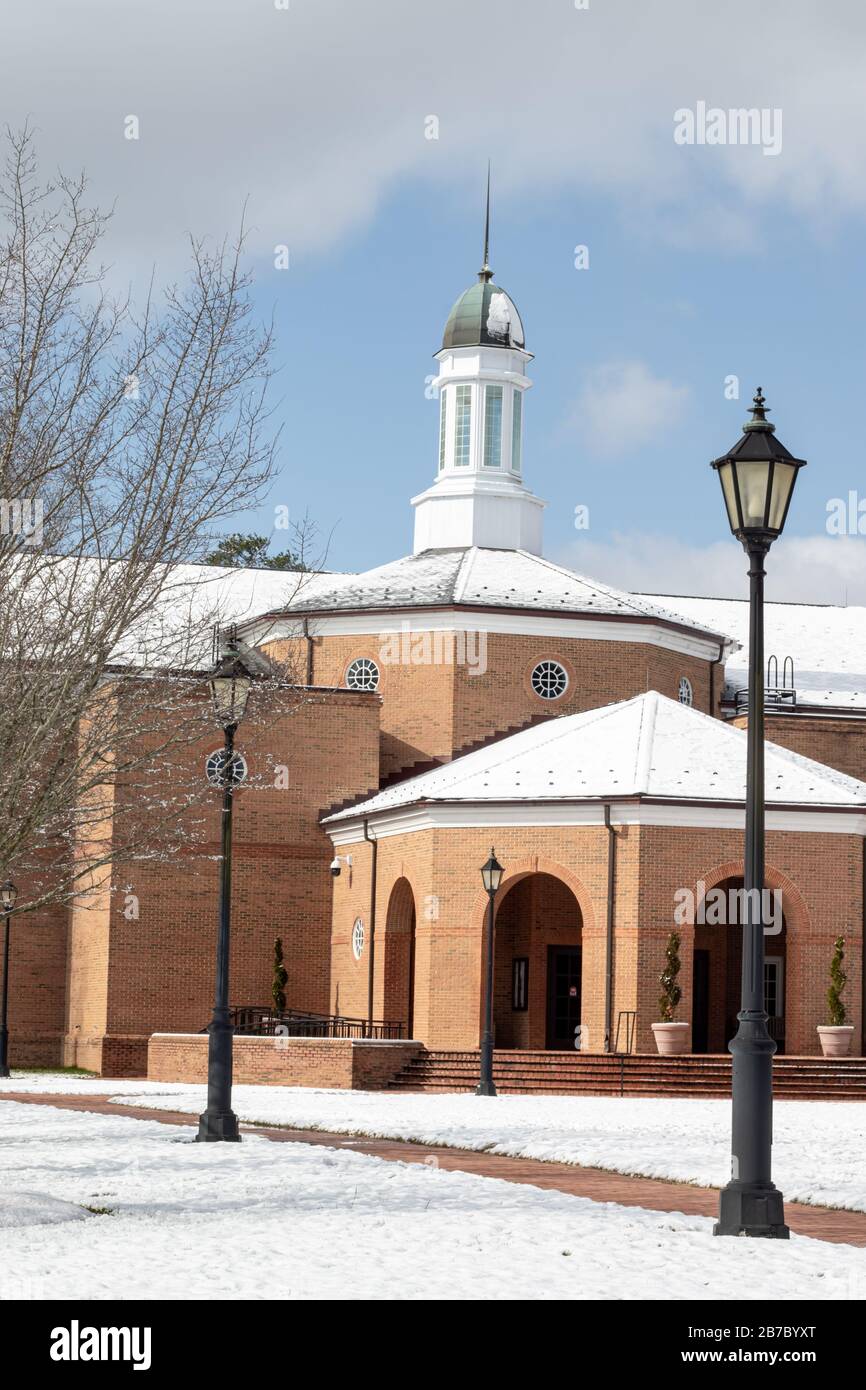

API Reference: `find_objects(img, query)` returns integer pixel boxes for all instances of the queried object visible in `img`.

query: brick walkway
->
[7,1091,866,1247]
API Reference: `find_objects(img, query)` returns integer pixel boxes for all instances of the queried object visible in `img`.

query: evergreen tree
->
[828,936,847,1026]
[658,930,682,1022]
[272,936,288,1013]
[207,532,308,571]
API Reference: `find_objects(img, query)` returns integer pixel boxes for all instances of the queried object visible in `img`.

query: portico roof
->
[323,690,866,825]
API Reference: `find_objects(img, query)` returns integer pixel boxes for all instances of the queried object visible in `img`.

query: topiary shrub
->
[272,936,288,1013]
[827,936,847,1026]
[658,931,682,1022]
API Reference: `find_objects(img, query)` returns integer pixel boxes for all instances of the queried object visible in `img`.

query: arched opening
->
[382,878,416,1037]
[492,873,583,1050]
[693,875,788,1055]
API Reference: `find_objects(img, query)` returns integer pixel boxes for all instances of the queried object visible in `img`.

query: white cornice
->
[325,799,866,843]
[249,607,722,661]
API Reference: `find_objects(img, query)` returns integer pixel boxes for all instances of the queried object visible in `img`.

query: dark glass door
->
[546,946,582,1049]
[692,948,710,1053]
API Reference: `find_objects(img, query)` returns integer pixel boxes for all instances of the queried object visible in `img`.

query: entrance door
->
[546,946,582,1049]
[692,948,710,1053]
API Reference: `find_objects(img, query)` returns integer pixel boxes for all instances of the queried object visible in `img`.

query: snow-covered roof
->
[107,562,328,668]
[244,547,730,640]
[132,564,332,668]
[642,594,866,709]
[323,690,866,822]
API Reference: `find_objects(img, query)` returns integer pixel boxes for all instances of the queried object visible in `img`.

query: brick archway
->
[469,857,597,942]
[689,860,811,1055]
[693,860,811,938]
[381,877,417,1038]
[476,860,591,1052]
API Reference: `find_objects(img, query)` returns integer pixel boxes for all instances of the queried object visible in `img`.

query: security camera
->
[330,857,341,877]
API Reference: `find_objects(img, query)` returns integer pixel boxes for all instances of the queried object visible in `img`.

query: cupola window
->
[438,387,448,471]
[454,384,472,467]
[678,676,693,707]
[483,385,503,468]
[511,390,523,473]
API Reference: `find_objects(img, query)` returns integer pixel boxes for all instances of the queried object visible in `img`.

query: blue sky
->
[8,0,866,600]
[246,171,866,590]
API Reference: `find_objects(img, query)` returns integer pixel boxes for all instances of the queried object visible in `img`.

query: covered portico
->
[324,691,866,1056]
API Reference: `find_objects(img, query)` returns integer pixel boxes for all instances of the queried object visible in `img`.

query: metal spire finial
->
[744,386,775,432]
[478,161,493,282]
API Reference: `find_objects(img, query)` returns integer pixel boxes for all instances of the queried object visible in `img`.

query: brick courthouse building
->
[9,252,866,1080]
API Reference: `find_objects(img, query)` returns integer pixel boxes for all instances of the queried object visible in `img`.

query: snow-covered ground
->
[0,1096,863,1301]
[2,1074,859,1214]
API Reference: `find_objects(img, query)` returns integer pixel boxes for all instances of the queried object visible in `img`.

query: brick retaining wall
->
[148,1033,423,1089]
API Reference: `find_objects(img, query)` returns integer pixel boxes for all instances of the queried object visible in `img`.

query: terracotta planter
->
[651,1022,689,1056]
[817,1025,854,1058]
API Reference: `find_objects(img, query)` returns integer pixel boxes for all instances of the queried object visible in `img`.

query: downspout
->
[862,838,865,1059]
[710,637,725,717]
[303,618,314,686]
[363,818,378,1034]
[603,803,616,1053]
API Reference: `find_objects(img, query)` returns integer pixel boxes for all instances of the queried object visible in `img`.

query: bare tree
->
[0,127,315,915]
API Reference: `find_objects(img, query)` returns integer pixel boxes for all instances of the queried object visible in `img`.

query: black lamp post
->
[197,647,253,1143]
[0,880,18,1079]
[711,389,806,1238]
[477,849,504,1096]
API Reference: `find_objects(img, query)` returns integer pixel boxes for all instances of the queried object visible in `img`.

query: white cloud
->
[566,362,690,457]
[6,1,866,274]
[556,532,866,606]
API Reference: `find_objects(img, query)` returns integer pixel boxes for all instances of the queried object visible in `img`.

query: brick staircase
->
[380,1049,866,1100]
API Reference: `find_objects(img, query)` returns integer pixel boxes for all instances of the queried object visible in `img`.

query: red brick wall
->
[147,1032,421,1088]
[450,633,713,754]
[264,633,457,776]
[746,714,866,783]
[3,869,70,1068]
[63,686,381,1073]
[265,625,716,777]
[328,819,863,1057]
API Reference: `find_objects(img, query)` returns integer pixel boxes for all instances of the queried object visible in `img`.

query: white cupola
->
[411,196,546,555]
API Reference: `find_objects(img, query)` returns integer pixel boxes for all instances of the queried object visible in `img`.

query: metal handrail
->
[734,684,796,715]
[613,1009,637,1055]
[226,1005,405,1040]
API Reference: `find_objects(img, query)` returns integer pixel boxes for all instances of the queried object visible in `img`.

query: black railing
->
[734,685,796,715]
[226,1005,405,1040]
[733,654,796,715]
[613,1010,637,1055]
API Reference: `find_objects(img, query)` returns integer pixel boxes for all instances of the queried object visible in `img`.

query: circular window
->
[678,677,693,707]
[531,660,569,701]
[352,917,365,960]
[346,658,380,692]
[205,749,248,787]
